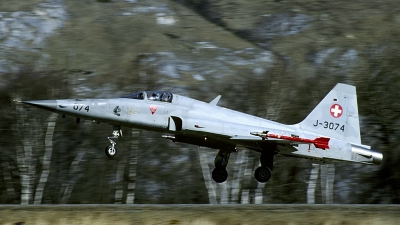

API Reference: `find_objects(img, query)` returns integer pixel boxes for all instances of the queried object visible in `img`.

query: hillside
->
[0,0,399,204]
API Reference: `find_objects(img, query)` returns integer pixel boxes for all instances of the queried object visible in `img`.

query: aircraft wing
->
[231,135,299,144]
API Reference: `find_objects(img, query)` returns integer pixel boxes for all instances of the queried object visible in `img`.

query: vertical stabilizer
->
[298,83,361,144]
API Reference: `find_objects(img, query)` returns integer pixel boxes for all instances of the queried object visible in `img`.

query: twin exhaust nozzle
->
[351,145,383,165]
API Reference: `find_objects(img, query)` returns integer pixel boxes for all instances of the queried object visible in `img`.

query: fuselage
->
[24,90,381,165]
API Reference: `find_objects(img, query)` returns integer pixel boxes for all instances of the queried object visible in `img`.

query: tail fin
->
[298,83,361,144]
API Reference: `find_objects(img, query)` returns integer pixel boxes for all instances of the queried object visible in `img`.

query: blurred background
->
[0,0,399,204]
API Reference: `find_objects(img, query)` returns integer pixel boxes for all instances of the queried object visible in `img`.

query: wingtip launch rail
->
[251,131,330,150]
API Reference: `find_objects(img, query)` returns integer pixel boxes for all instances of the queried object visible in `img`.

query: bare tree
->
[1,161,16,202]
[198,147,217,204]
[307,163,319,204]
[126,129,140,204]
[59,150,86,204]
[114,158,126,204]
[307,163,335,204]
[34,113,58,204]
[230,149,247,203]
[59,120,90,204]
[241,153,256,204]
[320,164,335,204]
[12,100,43,204]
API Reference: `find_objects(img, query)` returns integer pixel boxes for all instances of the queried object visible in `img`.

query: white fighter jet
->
[22,83,382,183]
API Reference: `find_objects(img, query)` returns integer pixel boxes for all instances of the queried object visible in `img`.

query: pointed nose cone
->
[22,100,57,112]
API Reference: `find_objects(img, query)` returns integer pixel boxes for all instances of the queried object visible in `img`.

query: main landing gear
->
[210,148,275,184]
[254,151,274,183]
[105,125,122,158]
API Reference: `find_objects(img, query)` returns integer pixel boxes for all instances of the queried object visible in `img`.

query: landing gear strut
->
[105,125,122,158]
[254,150,274,183]
[212,149,231,183]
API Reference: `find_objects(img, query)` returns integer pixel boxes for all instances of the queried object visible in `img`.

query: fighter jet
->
[22,83,382,183]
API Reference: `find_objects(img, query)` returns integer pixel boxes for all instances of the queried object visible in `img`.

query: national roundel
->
[330,104,343,118]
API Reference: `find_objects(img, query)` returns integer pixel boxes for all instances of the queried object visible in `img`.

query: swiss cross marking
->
[330,104,343,118]
[149,105,158,115]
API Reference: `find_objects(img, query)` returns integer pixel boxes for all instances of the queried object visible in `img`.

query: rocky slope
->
[1,0,399,204]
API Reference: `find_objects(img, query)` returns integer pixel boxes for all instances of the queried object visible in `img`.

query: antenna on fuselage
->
[209,95,221,106]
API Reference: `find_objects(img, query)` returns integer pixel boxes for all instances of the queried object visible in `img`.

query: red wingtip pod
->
[313,137,330,150]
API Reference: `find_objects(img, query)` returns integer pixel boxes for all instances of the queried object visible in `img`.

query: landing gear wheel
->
[212,167,228,183]
[105,125,121,158]
[254,166,271,183]
[105,145,117,158]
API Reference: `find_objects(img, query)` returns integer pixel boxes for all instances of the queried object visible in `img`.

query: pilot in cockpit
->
[151,92,160,100]
[138,92,144,99]
[161,93,171,102]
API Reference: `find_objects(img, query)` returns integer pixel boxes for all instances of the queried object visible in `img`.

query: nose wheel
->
[105,144,117,158]
[105,125,122,158]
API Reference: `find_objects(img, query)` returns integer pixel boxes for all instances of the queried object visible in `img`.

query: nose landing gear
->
[105,126,122,158]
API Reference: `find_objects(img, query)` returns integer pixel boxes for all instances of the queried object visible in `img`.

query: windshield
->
[122,91,173,103]
[122,92,145,100]
[146,91,173,102]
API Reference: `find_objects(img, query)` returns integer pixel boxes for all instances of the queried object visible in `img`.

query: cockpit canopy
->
[122,91,173,103]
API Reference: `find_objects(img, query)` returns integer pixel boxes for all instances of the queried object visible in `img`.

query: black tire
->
[212,167,228,183]
[105,145,117,158]
[254,166,271,183]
